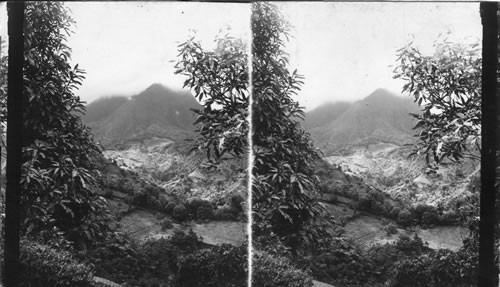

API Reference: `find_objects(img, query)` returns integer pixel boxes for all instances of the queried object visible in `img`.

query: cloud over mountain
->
[83,84,200,147]
[306,88,420,154]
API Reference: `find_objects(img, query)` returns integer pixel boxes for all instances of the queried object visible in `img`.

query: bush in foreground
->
[389,238,478,287]
[176,244,247,287]
[20,239,94,287]
[172,204,189,221]
[88,230,202,286]
[253,251,314,287]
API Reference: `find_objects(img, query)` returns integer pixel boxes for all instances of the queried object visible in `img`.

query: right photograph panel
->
[251,2,482,286]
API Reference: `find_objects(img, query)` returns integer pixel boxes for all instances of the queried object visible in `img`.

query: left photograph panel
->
[0,2,250,286]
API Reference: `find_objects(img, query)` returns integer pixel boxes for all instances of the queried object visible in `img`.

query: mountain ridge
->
[83,83,201,147]
[306,88,420,154]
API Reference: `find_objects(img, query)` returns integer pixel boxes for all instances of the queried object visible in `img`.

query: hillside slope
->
[84,84,200,147]
[83,95,128,123]
[303,101,351,130]
[307,89,420,155]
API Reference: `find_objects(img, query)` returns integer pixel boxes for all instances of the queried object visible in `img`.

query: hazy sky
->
[0,3,6,52]
[280,2,481,110]
[0,2,482,111]
[66,2,251,104]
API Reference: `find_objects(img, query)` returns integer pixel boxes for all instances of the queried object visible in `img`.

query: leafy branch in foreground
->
[393,37,481,168]
[251,2,327,250]
[174,32,249,164]
[18,2,108,243]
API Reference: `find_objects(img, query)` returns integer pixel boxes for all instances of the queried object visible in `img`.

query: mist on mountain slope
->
[83,83,200,147]
[306,88,420,155]
[307,88,479,217]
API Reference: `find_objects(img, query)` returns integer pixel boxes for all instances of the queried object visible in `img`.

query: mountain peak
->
[306,88,420,154]
[304,101,351,130]
[133,83,193,103]
[143,83,170,94]
[365,88,396,99]
[84,83,201,147]
[361,88,404,106]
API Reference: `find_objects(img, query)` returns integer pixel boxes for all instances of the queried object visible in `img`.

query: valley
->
[299,88,479,287]
[324,203,466,251]
[80,83,248,286]
[86,84,478,287]
[3,2,484,287]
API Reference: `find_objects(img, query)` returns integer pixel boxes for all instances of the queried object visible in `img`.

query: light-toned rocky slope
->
[325,143,479,209]
[103,138,179,172]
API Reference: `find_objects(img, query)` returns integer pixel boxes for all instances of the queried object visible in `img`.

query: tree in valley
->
[251,2,327,250]
[174,31,249,164]
[176,3,327,251]
[393,37,482,277]
[393,37,481,169]
[10,2,108,244]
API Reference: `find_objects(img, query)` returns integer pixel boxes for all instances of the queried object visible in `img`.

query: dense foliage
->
[20,237,94,287]
[87,229,248,287]
[176,244,247,287]
[251,2,326,247]
[0,2,116,285]
[393,37,481,168]
[253,251,314,287]
[15,2,110,245]
[99,161,244,222]
[389,238,478,287]
[289,234,478,287]
[174,31,249,163]
[88,230,202,286]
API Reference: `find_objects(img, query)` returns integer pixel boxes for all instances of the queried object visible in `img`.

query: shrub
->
[196,205,214,220]
[439,211,459,225]
[158,196,169,212]
[20,239,94,287]
[176,244,247,287]
[253,251,313,287]
[160,218,174,231]
[229,193,245,212]
[87,234,147,285]
[165,202,176,214]
[390,254,433,287]
[186,198,204,213]
[393,234,431,257]
[357,194,372,210]
[366,243,405,283]
[397,209,413,227]
[390,207,402,219]
[130,191,148,207]
[383,201,395,215]
[185,198,217,220]
[172,204,189,221]
[384,224,398,236]
[214,206,238,221]
[389,241,478,287]
[140,236,198,283]
[371,200,386,215]
[88,230,202,286]
[421,209,439,225]
[308,237,373,286]
[413,204,434,219]
[169,229,201,250]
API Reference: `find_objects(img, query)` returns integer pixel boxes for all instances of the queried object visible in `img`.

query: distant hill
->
[303,101,351,130]
[84,84,201,147]
[307,88,420,155]
[83,95,128,123]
